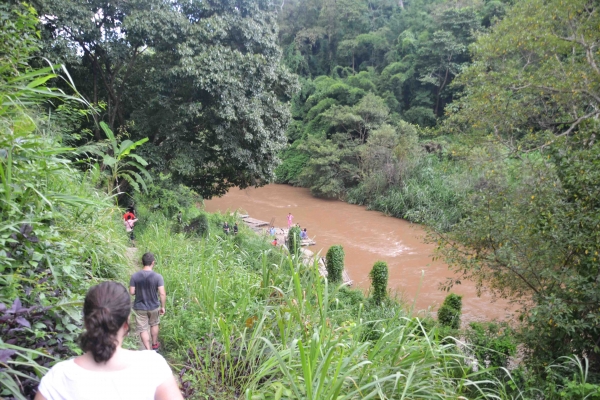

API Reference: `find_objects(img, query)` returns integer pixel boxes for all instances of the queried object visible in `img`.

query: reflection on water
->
[204,184,514,323]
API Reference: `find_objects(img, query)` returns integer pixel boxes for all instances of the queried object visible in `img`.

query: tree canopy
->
[35,0,297,197]
[438,0,600,371]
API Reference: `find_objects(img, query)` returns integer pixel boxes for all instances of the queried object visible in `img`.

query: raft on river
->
[239,216,316,246]
[236,213,351,285]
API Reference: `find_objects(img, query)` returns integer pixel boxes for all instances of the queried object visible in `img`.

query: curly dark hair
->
[79,281,131,363]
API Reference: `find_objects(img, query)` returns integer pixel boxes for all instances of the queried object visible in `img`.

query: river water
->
[204,184,514,322]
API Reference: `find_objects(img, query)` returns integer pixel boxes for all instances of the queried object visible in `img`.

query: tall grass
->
[0,6,130,397]
[348,155,473,232]
[133,208,520,399]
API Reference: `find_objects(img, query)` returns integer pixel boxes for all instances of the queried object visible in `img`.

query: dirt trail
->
[125,246,139,273]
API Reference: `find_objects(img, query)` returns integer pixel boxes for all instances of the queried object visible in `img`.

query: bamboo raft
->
[241,216,269,228]
[234,212,352,285]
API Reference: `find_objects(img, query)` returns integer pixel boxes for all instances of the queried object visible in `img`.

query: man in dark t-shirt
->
[129,252,165,350]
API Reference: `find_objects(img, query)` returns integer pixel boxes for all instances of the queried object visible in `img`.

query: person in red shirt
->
[123,209,137,240]
[123,210,136,221]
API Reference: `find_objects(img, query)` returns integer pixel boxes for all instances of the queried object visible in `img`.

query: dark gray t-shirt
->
[130,270,164,311]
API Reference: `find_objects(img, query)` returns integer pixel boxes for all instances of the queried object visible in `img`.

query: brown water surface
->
[204,184,514,322]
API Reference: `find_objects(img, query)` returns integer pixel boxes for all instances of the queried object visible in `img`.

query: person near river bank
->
[34,281,182,400]
[287,212,293,229]
[129,252,166,351]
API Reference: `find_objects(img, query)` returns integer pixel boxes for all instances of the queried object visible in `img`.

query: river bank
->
[204,184,515,323]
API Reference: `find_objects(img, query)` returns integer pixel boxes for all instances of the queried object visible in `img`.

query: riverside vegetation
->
[1,8,517,399]
[2,0,600,398]
[274,0,600,392]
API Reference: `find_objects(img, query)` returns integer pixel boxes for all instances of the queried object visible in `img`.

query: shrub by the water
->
[287,225,301,255]
[369,261,389,305]
[185,213,210,237]
[466,322,516,371]
[325,245,344,282]
[437,293,462,329]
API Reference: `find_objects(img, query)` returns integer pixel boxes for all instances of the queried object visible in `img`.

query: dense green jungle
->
[1,0,599,399]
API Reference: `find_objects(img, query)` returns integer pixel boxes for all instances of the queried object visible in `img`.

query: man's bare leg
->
[151,325,159,347]
[140,330,151,350]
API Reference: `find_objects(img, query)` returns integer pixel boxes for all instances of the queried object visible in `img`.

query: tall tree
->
[35,0,296,198]
[36,0,183,135]
[440,0,600,372]
[129,0,297,197]
[447,0,600,149]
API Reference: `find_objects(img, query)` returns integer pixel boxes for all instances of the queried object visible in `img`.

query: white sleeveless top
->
[38,350,173,400]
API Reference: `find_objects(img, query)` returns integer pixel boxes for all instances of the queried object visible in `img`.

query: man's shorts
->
[132,308,160,333]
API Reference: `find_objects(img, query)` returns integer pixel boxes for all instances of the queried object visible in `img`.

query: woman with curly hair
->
[35,281,183,400]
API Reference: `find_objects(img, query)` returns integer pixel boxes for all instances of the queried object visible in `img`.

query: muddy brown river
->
[204,184,514,322]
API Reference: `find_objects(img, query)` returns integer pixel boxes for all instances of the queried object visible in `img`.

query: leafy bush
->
[274,143,309,184]
[185,213,210,238]
[369,261,389,305]
[287,226,301,255]
[437,293,462,329]
[141,174,201,218]
[466,322,516,371]
[0,6,129,398]
[325,245,344,283]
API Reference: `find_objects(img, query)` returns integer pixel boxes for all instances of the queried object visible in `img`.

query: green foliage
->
[274,142,309,184]
[403,106,437,127]
[95,122,151,195]
[0,7,128,397]
[0,2,40,78]
[325,245,344,283]
[436,147,600,372]
[185,214,210,238]
[139,174,200,218]
[287,225,301,255]
[349,153,470,232]
[438,0,600,375]
[37,0,298,198]
[545,356,600,400]
[277,0,502,215]
[447,0,600,150]
[444,293,462,312]
[369,260,388,305]
[466,322,516,371]
[298,134,359,198]
[437,293,462,329]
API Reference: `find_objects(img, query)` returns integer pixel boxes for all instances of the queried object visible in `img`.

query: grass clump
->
[437,293,463,330]
[369,260,389,306]
[287,225,301,255]
[325,245,344,283]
